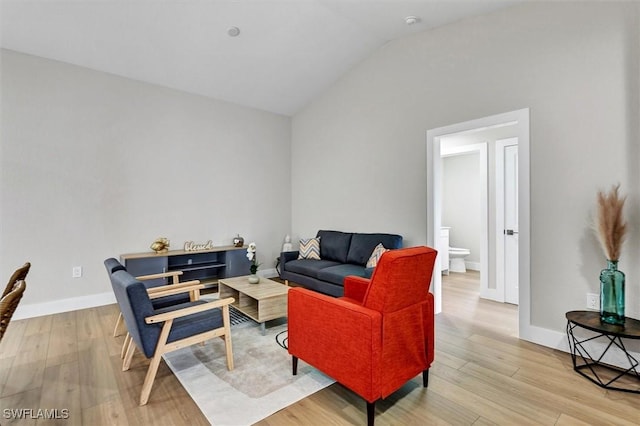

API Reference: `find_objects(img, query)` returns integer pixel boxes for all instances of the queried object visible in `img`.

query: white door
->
[496,138,519,305]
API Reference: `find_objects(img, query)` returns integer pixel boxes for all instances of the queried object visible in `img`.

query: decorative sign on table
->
[184,240,214,252]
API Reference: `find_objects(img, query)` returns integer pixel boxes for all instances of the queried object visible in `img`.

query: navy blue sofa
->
[280,230,402,297]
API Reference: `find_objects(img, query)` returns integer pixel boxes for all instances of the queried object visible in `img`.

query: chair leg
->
[139,319,173,405]
[367,400,376,426]
[222,305,234,370]
[140,353,163,405]
[292,356,298,375]
[423,369,429,387]
[120,333,131,359]
[113,312,124,337]
[122,339,136,371]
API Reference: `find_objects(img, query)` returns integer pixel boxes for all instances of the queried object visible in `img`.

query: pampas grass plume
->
[595,184,627,261]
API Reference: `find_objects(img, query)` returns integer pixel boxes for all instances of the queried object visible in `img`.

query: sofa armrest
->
[343,276,370,303]
[280,251,299,268]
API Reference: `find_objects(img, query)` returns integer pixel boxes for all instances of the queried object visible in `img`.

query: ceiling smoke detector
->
[405,16,420,25]
[227,26,240,37]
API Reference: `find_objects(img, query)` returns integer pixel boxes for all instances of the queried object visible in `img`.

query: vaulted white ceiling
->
[1,0,524,116]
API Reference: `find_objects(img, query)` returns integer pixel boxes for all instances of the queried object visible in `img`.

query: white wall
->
[291,2,640,335]
[442,153,481,266]
[1,49,291,316]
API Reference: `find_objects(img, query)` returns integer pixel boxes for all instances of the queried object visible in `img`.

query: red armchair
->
[288,246,437,425]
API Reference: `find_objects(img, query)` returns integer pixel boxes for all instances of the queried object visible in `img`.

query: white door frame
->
[426,108,530,339]
[440,142,489,301]
[496,137,519,304]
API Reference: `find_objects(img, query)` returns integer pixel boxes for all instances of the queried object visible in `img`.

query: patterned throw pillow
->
[366,243,389,268]
[298,237,321,260]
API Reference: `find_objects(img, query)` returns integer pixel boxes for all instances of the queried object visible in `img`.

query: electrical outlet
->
[586,293,599,310]
[72,266,82,278]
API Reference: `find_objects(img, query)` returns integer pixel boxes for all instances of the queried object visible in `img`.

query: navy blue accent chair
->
[105,258,196,339]
[109,268,235,405]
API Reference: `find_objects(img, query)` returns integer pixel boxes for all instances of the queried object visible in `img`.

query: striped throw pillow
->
[366,243,389,268]
[298,237,321,260]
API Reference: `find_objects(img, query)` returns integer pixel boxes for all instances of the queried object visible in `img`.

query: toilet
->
[449,247,471,273]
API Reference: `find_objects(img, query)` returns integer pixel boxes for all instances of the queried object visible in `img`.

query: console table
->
[565,310,640,393]
[120,245,250,288]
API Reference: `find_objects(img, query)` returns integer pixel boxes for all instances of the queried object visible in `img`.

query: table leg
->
[566,320,640,393]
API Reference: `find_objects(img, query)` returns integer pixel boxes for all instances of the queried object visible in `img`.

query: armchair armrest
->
[343,276,370,303]
[145,297,235,324]
[147,281,204,299]
[146,280,201,294]
[288,288,382,400]
[136,270,184,284]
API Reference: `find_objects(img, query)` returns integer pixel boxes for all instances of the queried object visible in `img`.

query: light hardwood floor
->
[1,272,637,425]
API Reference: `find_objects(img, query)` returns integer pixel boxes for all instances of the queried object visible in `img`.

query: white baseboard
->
[13,269,281,321]
[13,291,116,321]
[522,323,640,368]
[465,261,481,271]
[521,324,569,352]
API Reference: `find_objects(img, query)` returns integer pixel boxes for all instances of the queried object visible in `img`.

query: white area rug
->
[163,315,334,426]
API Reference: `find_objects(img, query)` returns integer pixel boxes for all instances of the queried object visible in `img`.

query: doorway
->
[426,108,530,339]
[440,142,488,301]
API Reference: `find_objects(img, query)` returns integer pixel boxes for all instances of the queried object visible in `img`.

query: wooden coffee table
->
[218,276,289,335]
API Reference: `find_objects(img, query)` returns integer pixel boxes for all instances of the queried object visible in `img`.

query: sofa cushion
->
[317,264,368,286]
[346,233,403,266]
[316,230,352,263]
[285,259,342,278]
[298,237,321,260]
[366,243,389,268]
[363,267,375,279]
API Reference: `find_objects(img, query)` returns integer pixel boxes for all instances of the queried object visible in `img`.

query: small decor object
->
[594,184,627,325]
[246,242,261,284]
[282,234,293,252]
[184,240,214,252]
[233,234,244,247]
[150,237,170,253]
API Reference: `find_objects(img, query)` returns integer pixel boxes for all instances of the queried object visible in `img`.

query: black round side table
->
[565,310,640,393]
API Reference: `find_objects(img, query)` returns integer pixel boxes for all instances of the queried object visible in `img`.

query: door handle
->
[505,229,519,235]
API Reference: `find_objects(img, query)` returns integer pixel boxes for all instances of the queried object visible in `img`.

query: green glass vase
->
[599,260,625,325]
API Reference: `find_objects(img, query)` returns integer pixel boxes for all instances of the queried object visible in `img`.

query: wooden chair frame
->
[3,262,30,299]
[121,294,235,405]
[0,279,27,343]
